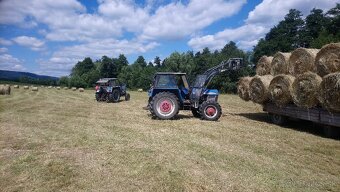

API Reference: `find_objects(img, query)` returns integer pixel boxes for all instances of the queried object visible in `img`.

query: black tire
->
[323,126,340,139]
[112,89,120,103]
[191,108,201,118]
[199,101,222,121]
[95,93,100,101]
[269,113,287,125]
[125,93,130,101]
[150,92,179,120]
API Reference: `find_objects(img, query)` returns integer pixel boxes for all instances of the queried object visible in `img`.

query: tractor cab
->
[149,72,189,101]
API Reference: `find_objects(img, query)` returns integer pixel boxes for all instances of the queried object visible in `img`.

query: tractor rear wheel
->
[151,92,179,120]
[125,93,130,101]
[112,89,120,103]
[199,101,222,121]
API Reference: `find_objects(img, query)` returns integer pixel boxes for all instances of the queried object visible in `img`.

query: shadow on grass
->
[234,112,339,140]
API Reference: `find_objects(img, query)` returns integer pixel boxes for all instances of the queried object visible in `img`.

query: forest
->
[60,4,339,93]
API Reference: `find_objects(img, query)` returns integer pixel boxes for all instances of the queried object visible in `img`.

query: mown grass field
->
[0,87,339,191]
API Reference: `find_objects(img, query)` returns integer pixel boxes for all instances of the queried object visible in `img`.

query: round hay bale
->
[32,87,38,91]
[72,87,77,91]
[64,87,69,90]
[56,87,61,90]
[14,85,19,88]
[79,88,84,92]
[270,52,291,75]
[319,72,340,112]
[138,89,143,92]
[249,75,273,104]
[0,85,5,95]
[48,86,52,89]
[256,56,273,75]
[23,86,29,89]
[237,76,253,101]
[291,72,322,108]
[269,75,295,107]
[289,48,319,75]
[315,43,340,77]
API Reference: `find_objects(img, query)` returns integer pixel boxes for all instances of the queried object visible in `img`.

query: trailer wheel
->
[323,126,340,139]
[269,113,287,125]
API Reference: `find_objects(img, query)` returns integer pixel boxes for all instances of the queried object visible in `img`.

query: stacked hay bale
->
[238,42,340,112]
[237,77,253,101]
[315,43,340,77]
[0,85,11,95]
[269,75,295,107]
[270,52,291,75]
[256,56,273,75]
[289,48,319,75]
[249,75,273,104]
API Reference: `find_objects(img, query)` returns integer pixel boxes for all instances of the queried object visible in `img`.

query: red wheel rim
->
[160,100,172,113]
[205,106,216,117]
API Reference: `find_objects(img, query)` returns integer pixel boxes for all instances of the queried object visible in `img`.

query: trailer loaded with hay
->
[238,43,340,138]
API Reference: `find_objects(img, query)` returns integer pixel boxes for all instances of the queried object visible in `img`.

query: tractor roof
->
[96,78,117,83]
[155,72,186,75]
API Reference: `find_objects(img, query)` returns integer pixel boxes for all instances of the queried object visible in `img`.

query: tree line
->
[60,4,339,93]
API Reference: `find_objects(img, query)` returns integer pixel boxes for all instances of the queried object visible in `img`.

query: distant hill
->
[0,70,59,81]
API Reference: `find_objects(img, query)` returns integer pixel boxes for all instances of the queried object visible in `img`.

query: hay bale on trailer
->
[319,72,340,112]
[256,56,273,75]
[23,86,29,89]
[291,72,322,108]
[249,75,273,104]
[14,85,19,88]
[32,87,38,91]
[72,87,77,91]
[79,88,84,92]
[315,43,340,77]
[270,52,291,75]
[237,76,253,101]
[289,48,319,75]
[269,75,295,107]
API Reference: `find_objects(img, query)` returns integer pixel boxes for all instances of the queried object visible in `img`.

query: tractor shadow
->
[233,112,338,139]
[148,114,193,120]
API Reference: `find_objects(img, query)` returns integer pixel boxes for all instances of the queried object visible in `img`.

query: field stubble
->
[0,88,339,191]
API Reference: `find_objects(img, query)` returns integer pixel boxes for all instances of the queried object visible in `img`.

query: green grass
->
[0,87,339,191]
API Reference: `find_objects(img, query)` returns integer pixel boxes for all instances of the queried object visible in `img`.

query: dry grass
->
[0,88,339,191]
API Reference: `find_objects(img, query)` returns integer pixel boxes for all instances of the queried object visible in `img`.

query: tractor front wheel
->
[151,92,179,120]
[199,101,222,121]
[125,93,130,101]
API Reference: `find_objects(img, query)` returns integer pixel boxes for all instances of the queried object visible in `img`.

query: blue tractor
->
[95,78,130,102]
[147,58,243,121]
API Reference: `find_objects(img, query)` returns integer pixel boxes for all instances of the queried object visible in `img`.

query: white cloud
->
[0,38,12,46]
[0,47,8,53]
[140,0,246,40]
[38,38,159,76]
[188,0,338,51]
[12,36,46,51]
[0,53,26,71]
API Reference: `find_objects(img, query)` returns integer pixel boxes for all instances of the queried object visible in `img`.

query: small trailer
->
[263,102,340,138]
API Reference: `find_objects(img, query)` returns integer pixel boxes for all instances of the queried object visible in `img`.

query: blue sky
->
[0,0,337,77]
